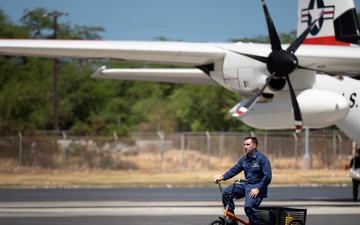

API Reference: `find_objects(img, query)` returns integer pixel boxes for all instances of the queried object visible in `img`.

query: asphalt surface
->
[0,186,359,225]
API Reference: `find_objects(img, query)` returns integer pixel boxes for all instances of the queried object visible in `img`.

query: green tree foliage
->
[20,8,104,39]
[20,8,53,38]
[0,8,106,135]
[166,85,239,131]
[0,10,29,38]
[229,30,297,44]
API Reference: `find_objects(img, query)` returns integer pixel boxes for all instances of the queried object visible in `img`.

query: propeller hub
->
[267,50,298,77]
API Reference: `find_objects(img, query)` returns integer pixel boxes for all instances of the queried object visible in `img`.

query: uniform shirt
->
[350,156,360,169]
[223,150,272,196]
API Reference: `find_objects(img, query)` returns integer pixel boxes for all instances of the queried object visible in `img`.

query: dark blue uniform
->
[350,154,360,202]
[222,150,272,225]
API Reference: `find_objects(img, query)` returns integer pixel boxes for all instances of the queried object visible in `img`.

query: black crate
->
[256,207,307,225]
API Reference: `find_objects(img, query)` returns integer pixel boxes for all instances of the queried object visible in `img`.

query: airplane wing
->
[91,66,217,85]
[0,39,227,66]
[1,39,360,77]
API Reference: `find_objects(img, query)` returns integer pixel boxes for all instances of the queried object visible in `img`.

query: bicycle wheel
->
[208,219,223,225]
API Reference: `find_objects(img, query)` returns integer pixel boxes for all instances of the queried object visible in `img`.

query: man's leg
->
[244,187,263,225]
[222,183,246,214]
[353,179,359,202]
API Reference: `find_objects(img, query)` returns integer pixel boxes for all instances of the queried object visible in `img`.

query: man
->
[350,148,360,202]
[214,136,272,225]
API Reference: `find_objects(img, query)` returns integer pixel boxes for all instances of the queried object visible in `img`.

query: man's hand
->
[248,188,260,198]
[214,176,224,184]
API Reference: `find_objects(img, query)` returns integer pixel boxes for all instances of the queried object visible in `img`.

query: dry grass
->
[0,149,353,187]
[0,169,351,188]
[121,149,235,171]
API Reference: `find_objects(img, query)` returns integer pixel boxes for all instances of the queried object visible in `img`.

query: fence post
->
[332,129,337,156]
[18,132,22,172]
[113,131,118,169]
[352,141,357,157]
[158,131,165,171]
[206,131,210,165]
[337,133,342,168]
[263,131,268,155]
[219,132,224,159]
[62,131,67,172]
[180,133,184,169]
[250,131,255,137]
[302,128,312,170]
[292,132,298,168]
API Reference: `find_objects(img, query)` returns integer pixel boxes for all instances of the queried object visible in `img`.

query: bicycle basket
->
[256,207,307,225]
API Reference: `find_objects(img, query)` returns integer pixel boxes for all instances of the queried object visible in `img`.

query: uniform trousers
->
[222,183,264,225]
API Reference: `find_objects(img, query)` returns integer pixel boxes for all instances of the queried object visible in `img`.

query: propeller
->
[232,0,324,133]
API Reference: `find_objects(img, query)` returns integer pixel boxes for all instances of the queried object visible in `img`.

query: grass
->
[0,169,352,188]
[0,149,353,188]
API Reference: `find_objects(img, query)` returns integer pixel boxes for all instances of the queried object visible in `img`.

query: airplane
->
[1,0,360,146]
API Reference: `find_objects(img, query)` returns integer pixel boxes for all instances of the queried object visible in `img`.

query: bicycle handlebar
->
[216,179,248,194]
[216,179,248,184]
[238,179,248,183]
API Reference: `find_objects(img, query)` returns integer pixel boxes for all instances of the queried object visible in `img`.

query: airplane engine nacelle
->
[211,52,267,94]
[236,89,350,129]
[212,51,288,97]
[298,89,350,127]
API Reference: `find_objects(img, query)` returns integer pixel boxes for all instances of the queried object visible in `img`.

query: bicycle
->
[209,180,307,225]
[209,179,251,225]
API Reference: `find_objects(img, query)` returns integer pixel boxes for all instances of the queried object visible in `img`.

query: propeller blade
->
[237,52,269,64]
[284,75,303,133]
[297,65,338,76]
[261,0,282,51]
[287,10,324,53]
[232,73,275,117]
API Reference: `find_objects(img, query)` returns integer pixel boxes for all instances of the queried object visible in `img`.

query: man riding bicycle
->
[214,136,272,225]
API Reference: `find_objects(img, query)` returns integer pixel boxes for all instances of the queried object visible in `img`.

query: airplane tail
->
[298,0,360,46]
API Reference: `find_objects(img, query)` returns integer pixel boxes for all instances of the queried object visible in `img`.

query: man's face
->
[244,139,256,156]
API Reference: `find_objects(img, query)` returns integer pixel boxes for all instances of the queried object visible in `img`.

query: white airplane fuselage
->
[318,76,360,145]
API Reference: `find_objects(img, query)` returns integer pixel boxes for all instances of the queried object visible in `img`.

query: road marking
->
[0,201,358,217]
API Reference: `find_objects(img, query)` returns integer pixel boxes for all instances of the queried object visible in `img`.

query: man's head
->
[356,148,360,156]
[244,136,258,156]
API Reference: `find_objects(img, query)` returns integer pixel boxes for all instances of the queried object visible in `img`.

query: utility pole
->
[42,11,68,131]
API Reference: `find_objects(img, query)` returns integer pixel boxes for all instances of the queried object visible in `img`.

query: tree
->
[0,8,106,134]
[20,8,104,39]
[229,30,297,44]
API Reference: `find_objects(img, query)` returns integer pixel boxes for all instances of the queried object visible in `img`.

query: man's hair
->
[245,136,258,147]
[356,148,360,155]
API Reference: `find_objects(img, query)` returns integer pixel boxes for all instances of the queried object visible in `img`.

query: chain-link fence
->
[0,129,355,172]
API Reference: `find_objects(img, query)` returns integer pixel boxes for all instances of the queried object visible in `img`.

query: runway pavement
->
[0,200,359,217]
[0,187,359,224]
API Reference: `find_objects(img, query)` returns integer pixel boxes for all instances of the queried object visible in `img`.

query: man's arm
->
[223,159,244,181]
[213,159,244,183]
[254,157,272,191]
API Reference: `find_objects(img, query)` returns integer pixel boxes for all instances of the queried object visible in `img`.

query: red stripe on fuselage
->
[303,36,350,46]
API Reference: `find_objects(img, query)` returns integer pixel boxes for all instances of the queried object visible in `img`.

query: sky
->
[1,0,360,42]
